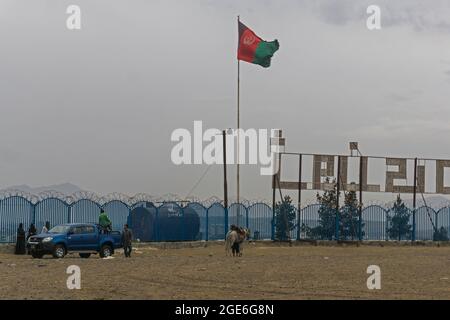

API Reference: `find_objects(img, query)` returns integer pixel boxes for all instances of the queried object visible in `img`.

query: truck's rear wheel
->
[79,253,91,258]
[100,244,112,258]
[52,244,66,259]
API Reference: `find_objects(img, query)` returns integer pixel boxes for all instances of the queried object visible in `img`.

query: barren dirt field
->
[1,243,449,300]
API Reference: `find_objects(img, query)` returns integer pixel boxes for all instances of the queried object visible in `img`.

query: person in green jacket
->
[99,209,112,233]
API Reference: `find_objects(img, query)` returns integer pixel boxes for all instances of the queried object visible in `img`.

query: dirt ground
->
[0,242,449,300]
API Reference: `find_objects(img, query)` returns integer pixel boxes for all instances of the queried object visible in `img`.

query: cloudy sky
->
[1,0,450,202]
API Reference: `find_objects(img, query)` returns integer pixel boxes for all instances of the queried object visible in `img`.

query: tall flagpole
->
[237,15,241,225]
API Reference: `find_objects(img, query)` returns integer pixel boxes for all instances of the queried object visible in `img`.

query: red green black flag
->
[237,21,279,68]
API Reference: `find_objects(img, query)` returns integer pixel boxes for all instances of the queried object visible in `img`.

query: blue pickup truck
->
[27,223,123,259]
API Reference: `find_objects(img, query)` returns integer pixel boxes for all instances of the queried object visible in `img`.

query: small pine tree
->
[274,195,296,241]
[387,195,412,240]
[340,189,363,240]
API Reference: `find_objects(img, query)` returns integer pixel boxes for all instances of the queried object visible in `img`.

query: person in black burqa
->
[15,223,26,255]
[121,224,133,258]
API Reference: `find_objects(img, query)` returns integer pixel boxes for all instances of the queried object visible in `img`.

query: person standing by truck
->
[41,221,50,234]
[99,209,112,234]
[121,224,133,258]
[26,223,37,255]
[27,223,37,240]
[15,223,26,254]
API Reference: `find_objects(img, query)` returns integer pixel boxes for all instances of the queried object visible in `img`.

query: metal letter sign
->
[436,160,450,194]
[277,152,449,195]
[385,158,425,193]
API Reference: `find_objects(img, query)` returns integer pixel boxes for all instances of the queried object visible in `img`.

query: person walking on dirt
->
[121,224,133,258]
[99,209,112,234]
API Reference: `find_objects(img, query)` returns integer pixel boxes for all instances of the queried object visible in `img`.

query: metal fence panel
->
[299,204,321,240]
[34,198,69,232]
[70,199,101,224]
[247,203,272,240]
[1,195,450,243]
[436,207,450,239]
[0,196,33,243]
[228,203,247,229]
[362,205,387,241]
[414,206,436,241]
[207,203,225,240]
[102,200,130,231]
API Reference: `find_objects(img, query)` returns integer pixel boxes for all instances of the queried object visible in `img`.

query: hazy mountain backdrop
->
[1,183,84,195]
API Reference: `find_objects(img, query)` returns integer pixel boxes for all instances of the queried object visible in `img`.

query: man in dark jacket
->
[121,224,133,258]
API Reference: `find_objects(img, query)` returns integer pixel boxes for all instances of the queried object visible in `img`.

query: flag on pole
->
[237,21,279,68]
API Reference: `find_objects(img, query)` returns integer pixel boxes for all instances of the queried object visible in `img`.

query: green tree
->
[308,179,363,240]
[340,189,363,240]
[387,195,412,240]
[311,178,339,240]
[274,195,296,241]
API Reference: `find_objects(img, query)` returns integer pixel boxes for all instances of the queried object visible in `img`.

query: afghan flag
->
[237,21,279,68]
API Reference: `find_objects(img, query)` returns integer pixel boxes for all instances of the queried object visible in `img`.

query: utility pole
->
[222,130,228,209]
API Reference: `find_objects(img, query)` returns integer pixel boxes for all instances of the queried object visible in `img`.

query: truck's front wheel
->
[100,244,112,258]
[31,251,43,259]
[52,244,66,259]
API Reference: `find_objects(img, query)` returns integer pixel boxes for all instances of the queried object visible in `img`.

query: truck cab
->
[28,223,123,259]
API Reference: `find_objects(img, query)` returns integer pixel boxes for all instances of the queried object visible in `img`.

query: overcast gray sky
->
[1,0,450,202]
